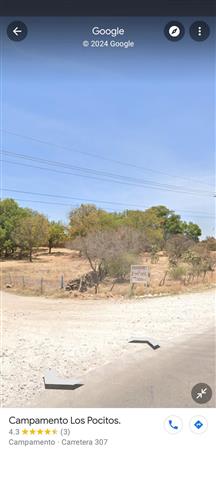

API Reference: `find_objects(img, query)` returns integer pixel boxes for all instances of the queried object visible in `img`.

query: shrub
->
[106,253,138,281]
[169,265,187,281]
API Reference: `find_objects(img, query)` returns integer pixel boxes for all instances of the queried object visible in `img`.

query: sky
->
[1,16,215,237]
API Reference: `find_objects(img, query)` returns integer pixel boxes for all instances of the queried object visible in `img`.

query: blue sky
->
[1,17,215,237]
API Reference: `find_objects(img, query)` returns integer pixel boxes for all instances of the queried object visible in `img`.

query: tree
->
[183,222,202,242]
[148,205,171,219]
[13,212,49,262]
[166,234,194,266]
[122,208,165,249]
[141,207,189,241]
[48,221,66,254]
[72,227,141,293]
[69,204,113,238]
[0,199,27,257]
[160,234,194,285]
[164,214,184,238]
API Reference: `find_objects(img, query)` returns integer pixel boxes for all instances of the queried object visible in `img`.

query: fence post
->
[60,275,64,289]
[128,282,134,298]
[40,277,44,294]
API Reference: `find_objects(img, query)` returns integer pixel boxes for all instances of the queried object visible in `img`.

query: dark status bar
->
[1,0,216,16]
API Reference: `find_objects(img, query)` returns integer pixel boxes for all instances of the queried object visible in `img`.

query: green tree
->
[13,212,49,262]
[48,221,66,254]
[122,208,164,249]
[140,206,198,244]
[141,205,172,240]
[148,205,171,219]
[183,222,202,242]
[0,199,27,257]
[164,214,184,238]
[69,204,113,238]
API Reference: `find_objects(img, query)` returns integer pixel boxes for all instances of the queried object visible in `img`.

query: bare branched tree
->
[72,227,141,293]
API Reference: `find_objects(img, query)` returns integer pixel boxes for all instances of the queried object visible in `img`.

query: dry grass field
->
[1,247,215,298]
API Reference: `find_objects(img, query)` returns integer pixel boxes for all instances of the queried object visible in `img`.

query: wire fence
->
[2,273,67,294]
[2,268,215,296]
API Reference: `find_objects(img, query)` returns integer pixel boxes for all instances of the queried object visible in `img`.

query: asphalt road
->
[36,328,215,408]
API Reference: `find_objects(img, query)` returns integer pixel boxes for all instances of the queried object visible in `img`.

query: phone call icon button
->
[164,416,183,434]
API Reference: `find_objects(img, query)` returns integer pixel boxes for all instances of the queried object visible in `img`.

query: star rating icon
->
[20,428,58,435]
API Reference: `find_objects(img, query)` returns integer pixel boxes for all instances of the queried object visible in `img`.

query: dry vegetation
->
[2,200,215,298]
[1,247,215,298]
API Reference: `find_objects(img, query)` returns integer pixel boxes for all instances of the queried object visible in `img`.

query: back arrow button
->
[13,27,23,36]
[7,21,28,41]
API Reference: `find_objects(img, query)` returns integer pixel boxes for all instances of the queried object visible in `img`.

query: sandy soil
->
[1,289,215,407]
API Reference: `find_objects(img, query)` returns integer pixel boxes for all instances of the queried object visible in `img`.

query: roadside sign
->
[130,265,150,285]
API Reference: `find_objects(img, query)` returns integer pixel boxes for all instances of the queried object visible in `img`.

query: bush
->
[106,253,138,282]
[203,237,216,251]
[182,250,215,281]
[149,244,160,263]
[166,234,194,265]
[169,265,187,281]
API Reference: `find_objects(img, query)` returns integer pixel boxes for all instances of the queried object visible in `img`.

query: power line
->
[2,152,214,197]
[2,188,215,217]
[1,129,214,188]
[2,197,213,219]
[4,157,212,197]
[2,197,82,208]
[3,188,150,209]
[7,197,123,213]
[2,197,214,219]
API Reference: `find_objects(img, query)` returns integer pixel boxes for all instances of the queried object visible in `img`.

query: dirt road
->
[1,289,215,407]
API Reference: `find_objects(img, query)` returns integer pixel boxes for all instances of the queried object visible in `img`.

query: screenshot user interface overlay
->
[1,16,215,409]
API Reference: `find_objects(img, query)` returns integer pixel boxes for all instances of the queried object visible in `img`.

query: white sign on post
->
[130,265,150,285]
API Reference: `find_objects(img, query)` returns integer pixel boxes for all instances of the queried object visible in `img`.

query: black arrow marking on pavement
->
[128,338,160,350]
